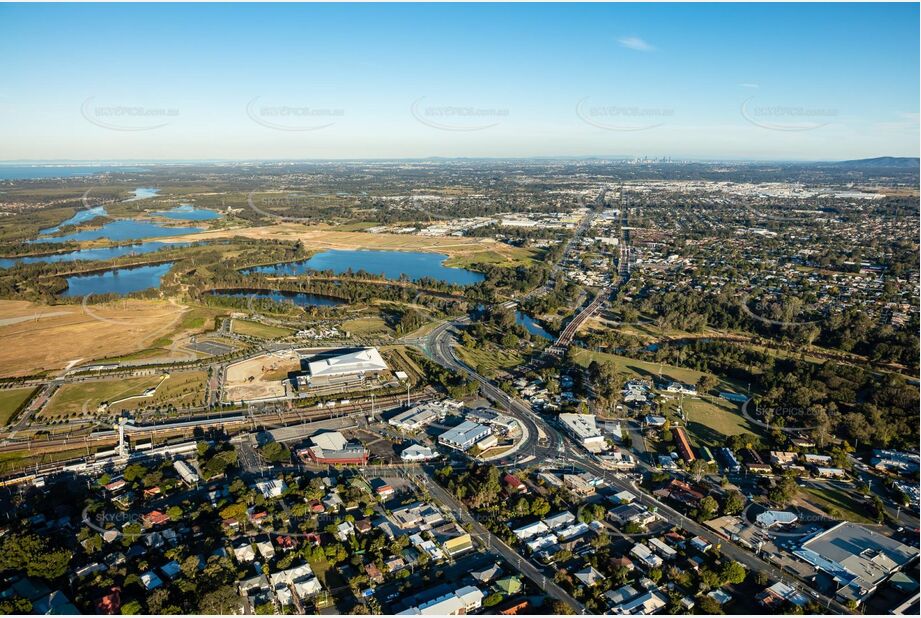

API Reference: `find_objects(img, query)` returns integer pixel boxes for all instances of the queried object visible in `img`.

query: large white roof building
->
[305,348,388,382]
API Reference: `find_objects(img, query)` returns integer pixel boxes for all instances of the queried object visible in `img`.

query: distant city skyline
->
[1,2,918,161]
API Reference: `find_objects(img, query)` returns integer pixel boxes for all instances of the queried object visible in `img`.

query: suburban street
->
[419,312,856,615]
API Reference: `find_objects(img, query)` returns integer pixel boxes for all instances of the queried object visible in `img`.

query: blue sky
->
[1,2,918,161]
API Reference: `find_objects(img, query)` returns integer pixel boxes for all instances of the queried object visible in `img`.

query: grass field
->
[42,370,208,418]
[804,486,873,524]
[110,370,208,412]
[681,397,764,448]
[0,387,37,425]
[570,347,709,385]
[570,347,762,447]
[231,319,293,339]
[42,375,165,418]
[455,342,524,376]
[342,317,391,336]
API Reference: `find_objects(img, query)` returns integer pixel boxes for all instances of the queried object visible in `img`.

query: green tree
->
[0,597,31,613]
[722,491,745,515]
[530,496,551,517]
[697,596,723,615]
[120,600,143,615]
[720,561,747,585]
[198,585,241,614]
[698,495,719,520]
[0,534,72,581]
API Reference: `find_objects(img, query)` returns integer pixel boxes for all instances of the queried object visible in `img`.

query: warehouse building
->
[438,421,492,451]
[558,413,607,453]
[794,522,919,605]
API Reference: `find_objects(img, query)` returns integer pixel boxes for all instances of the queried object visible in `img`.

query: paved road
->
[416,467,584,614]
[420,317,854,615]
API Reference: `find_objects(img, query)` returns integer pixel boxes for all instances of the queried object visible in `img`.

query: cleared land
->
[160,224,536,266]
[0,388,37,425]
[0,299,192,377]
[231,319,293,339]
[224,350,300,402]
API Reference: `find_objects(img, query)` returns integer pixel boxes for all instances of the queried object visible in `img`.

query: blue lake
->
[39,206,108,235]
[244,249,484,286]
[35,219,202,243]
[62,263,174,297]
[125,187,160,201]
[516,311,553,340]
[0,242,185,269]
[154,204,222,221]
[0,166,147,180]
[207,288,344,307]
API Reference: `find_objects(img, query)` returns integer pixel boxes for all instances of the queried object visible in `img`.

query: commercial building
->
[870,450,920,475]
[438,421,492,451]
[755,510,798,528]
[297,431,368,465]
[558,413,607,453]
[300,347,388,388]
[794,522,920,605]
[389,402,450,432]
[401,444,438,462]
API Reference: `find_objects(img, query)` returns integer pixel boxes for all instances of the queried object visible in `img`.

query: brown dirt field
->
[223,350,300,402]
[0,299,190,377]
[158,223,526,260]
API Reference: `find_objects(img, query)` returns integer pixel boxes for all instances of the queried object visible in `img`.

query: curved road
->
[421,317,853,615]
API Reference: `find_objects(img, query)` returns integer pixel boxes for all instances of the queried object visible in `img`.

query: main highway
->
[419,316,853,615]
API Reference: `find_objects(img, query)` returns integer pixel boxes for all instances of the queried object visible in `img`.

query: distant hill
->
[826,157,920,169]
